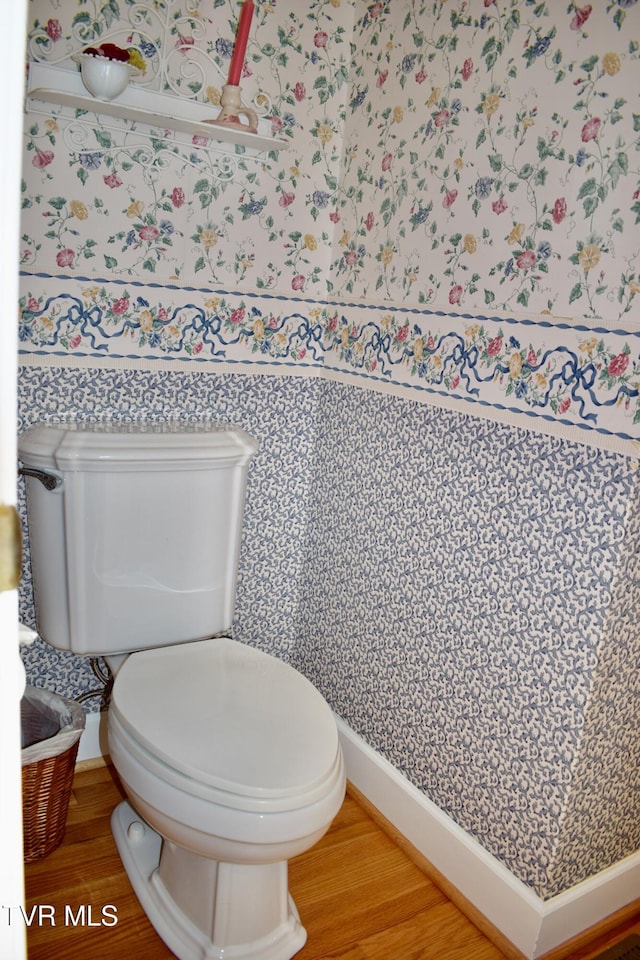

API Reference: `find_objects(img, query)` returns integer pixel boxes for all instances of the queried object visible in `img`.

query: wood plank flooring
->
[23,762,639,960]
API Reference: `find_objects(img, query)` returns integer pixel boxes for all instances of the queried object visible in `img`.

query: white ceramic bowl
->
[74,54,134,101]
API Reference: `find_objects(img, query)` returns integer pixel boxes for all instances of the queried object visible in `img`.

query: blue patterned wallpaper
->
[18,367,322,702]
[291,377,640,898]
[544,470,640,897]
[17,364,640,899]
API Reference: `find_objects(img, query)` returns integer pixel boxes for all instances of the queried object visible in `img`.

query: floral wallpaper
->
[18,274,640,445]
[22,0,640,316]
[337,0,640,322]
[23,0,353,294]
[19,0,640,447]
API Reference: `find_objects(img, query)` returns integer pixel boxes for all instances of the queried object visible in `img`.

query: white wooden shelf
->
[26,61,288,155]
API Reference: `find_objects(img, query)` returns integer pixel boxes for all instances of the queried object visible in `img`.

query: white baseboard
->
[76,709,108,762]
[336,717,640,959]
[77,711,639,958]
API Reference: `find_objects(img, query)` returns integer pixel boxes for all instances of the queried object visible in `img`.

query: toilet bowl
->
[18,421,346,960]
[108,637,346,960]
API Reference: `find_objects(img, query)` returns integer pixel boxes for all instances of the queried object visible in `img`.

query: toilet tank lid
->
[18,422,259,472]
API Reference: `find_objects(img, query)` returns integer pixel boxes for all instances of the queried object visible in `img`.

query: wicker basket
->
[21,685,85,862]
[22,738,80,862]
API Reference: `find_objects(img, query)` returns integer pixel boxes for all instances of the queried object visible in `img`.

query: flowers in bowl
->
[73,43,145,101]
[82,43,146,74]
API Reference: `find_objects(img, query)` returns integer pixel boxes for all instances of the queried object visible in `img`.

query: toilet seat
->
[110,637,341,813]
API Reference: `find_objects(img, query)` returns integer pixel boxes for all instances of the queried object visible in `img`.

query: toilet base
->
[111,800,308,960]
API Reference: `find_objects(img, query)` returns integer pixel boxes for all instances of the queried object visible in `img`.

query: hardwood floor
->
[23,763,639,960]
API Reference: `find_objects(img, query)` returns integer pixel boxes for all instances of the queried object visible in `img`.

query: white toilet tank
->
[18,422,258,656]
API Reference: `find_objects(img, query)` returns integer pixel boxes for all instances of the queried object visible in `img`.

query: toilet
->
[18,421,346,960]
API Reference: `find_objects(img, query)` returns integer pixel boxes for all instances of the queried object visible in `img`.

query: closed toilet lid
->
[111,637,339,802]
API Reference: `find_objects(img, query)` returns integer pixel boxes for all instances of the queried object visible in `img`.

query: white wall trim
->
[336,717,640,959]
[76,709,108,763]
[76,710,639,958]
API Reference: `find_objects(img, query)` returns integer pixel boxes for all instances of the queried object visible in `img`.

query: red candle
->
[227,1,254,86]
